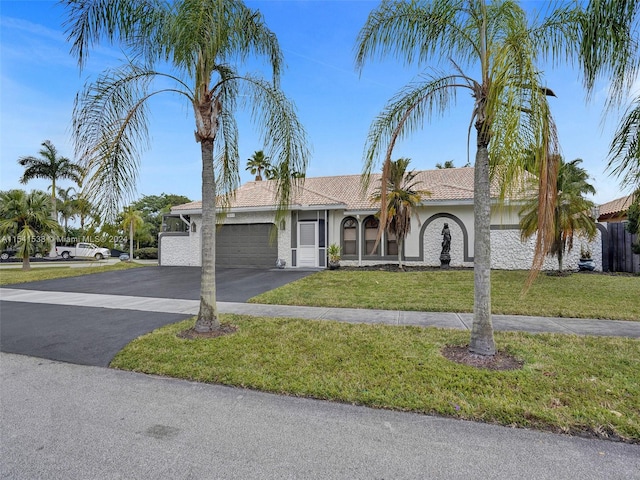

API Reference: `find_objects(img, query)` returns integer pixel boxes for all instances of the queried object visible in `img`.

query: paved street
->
[2,353,638,480]
[1,266,638,478]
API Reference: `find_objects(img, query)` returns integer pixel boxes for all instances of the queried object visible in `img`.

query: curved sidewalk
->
[2,287,639,338]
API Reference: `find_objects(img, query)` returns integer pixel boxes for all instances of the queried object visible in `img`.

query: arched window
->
[364,216,380,256]
[342,217,357,255]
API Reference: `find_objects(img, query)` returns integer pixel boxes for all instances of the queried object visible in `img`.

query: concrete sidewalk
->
[2,352,638,480]
[1,287,639,338]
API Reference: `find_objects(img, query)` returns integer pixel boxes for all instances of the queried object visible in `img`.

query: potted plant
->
[327,243,341,270]
[578,243,595,271]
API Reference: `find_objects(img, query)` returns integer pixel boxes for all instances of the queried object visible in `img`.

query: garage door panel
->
[216,223,277,268]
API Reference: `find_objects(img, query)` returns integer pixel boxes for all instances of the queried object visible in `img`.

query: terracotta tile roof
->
[172,167,523,213]
[598,194,635,220]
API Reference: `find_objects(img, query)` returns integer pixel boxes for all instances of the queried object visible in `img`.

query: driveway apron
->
[0,266,315,366]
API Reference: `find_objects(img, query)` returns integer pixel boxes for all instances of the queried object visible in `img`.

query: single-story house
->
[159,167,602,271]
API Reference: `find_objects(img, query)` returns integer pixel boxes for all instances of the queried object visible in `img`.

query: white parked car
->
[56,243,111,260]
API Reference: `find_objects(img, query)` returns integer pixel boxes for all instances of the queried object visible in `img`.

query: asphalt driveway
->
[0,266,316,366]
[9,266,315,303]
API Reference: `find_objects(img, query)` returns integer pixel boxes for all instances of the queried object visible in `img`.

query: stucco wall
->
[159,233,195,266]
[422,215,472,267]
[491,228,602,271]
[165,204,602,272]
[165,211,287,268]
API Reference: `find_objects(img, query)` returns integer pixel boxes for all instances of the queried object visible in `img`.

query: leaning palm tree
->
[64,0,309,333]
[246,150,271,181]
[520,157,597,272]
[18,140,84,222]
[370,158,429,270]
[0,190,62,271]
[355,0,570,355]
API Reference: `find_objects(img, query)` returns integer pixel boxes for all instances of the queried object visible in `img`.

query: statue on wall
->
[440,222,451,269]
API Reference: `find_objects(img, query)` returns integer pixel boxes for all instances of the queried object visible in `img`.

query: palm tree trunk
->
[22,257,30,271]
[195,137,220,332]
[558,246,563,272]
[469,142,496,356]
[51,179,57,222]
[129,221,134,261]
[397,235,404,270]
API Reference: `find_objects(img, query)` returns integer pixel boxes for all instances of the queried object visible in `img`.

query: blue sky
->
[1,0,636,206]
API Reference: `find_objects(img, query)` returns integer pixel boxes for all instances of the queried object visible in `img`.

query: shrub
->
[133,247,158,259]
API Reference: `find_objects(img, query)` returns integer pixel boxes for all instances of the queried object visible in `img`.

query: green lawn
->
[112,315,640,443]
[4,261,636,441]
[0,261,144,285]
[250,269,640,321]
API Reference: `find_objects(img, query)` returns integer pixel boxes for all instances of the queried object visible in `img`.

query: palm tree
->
[57,186,78,233]
[435,160,455,169]
[246,150,271,181]
[18,140,84,222]
[370,158,429,270]
[121,207,144,261]
[355,0,568,355]
[0,190,62,271]
[74,194,99,232]
[520,158,597,272]
[64,0,309,333]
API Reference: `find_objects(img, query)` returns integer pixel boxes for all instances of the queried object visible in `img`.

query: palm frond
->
[238,75,310,219]
[73,63,192,221]
[62,0,167,69]
[609,96,640,188]
[579,0,640,108]
[355,0,473,71]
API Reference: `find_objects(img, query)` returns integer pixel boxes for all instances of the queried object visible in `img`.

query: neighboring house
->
[597,194,635,223]
[597,193,639,273]
[159,167,602,271]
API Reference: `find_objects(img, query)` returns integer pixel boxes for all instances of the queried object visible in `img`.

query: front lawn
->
[250,269,640,321]
[112,315,640,443]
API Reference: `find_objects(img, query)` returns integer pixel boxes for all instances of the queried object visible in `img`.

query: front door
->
[298,222,318,267]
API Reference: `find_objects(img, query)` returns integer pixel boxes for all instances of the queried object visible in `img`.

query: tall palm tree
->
[520,157,597,272]
[246,150,271,181]
[370,158,429,270]
[121,207,144,261]
[18,140,84,222]
[64,0,309,333]
[0,190,62,271]
[355,0,568,355]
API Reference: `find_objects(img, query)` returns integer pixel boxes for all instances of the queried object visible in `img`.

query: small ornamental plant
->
[580,244,592,260]
[327,244,341,269]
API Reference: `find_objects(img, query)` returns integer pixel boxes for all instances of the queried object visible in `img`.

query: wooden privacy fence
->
[601,222,640,273]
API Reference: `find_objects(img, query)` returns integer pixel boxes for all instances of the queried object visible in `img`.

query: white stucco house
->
[159,167,602,271]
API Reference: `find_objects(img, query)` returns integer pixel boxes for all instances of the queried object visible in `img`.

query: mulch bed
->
[340,264,470,272]
[441,345,524,371]
[177,324,238,340]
